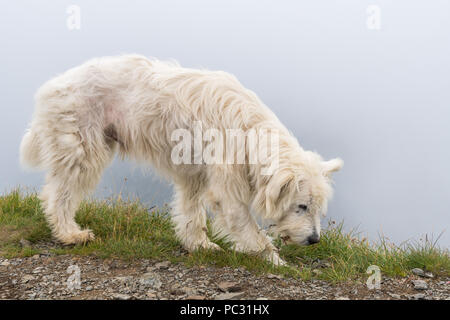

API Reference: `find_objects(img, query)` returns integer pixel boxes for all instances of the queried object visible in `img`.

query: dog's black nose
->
[307,233,320,245]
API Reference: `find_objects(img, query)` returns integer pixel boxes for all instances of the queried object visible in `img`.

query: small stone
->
[388,293,401,299]
[139,272,162,289]
[112,293,132,300]
[215,291,245,300]
[267,273,283,280]
[411,268,425,277]
[22,275,35,283]
[154,261,171,270]
[146,292,156,299]
[218,281,241,292]
[170,286,185,296]
[335,296,350,300]
[256,297,269,300]
[412,280,428,290]
[411,268,434,278]
[186,295,206,300]
[114,276,133,284]
[0,260,10,266]
[182,286,196,295]
[312,269,323,276]
[32,267,44,274]
[85,286,93,291]
[20,238,32,247]
[410,293,426,300]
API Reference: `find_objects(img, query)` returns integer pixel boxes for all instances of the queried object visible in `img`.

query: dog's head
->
[262,153,343,246]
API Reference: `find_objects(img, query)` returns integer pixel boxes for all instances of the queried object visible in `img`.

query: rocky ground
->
[0,253,448,300]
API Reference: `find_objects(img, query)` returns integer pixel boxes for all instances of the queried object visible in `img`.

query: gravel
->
[0,255,448,300]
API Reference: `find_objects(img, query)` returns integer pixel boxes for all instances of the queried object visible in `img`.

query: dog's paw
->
[186,239,222,252]
[199,240,222,251]
[232,243,246,253]
[58,229,95,245]
[232,242,261,254]
[266,251,287,267]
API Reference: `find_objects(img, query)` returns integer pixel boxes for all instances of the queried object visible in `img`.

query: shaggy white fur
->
[20,55,342,265]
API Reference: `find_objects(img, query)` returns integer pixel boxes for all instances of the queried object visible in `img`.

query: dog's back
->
[24,55,275,166]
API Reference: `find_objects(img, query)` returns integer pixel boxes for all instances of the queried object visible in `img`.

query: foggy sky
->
[1,0,449,246]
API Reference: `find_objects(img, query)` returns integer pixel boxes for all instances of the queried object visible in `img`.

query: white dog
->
[20,55,342,265]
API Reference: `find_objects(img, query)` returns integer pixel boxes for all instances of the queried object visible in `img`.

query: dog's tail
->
[20,127,44,170]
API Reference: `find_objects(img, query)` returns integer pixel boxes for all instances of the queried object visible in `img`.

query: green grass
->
[1,189,448,282]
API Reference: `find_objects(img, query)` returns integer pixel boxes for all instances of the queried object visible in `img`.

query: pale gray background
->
[1,1,449,246]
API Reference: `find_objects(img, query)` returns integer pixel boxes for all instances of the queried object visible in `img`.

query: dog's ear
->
[265,171,296,217]
[322,158,343,177]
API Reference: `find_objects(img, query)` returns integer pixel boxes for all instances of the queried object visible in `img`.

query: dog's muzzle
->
[307,232,320,245]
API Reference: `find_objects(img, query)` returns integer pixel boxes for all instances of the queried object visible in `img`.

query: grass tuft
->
[1,189,448,281]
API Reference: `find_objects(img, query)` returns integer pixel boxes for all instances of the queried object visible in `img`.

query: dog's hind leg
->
[39,116,115,245]
[42,170,96,244]
[171,183,221,252]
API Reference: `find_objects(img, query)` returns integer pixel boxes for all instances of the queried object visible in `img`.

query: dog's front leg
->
[216,202,287,266]
[171,185,221,251]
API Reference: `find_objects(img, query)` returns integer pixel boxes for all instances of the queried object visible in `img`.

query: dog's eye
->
[298,204,308,211]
